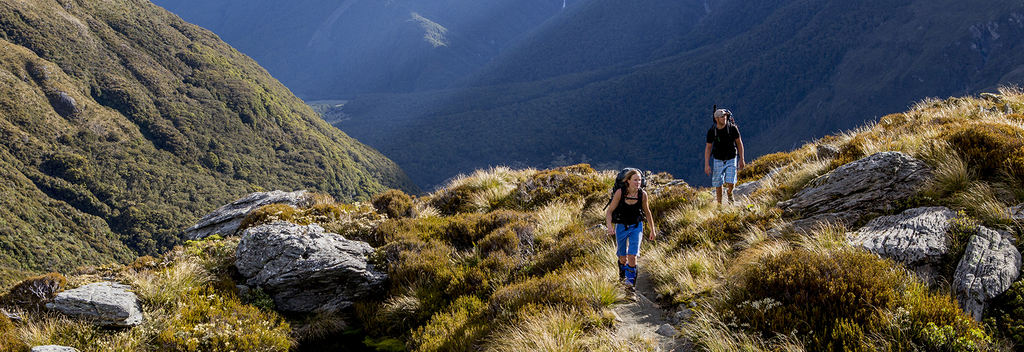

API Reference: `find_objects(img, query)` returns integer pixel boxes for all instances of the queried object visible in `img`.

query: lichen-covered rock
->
[954,226,1021,321]
[184,190,307,240]
[778,151,932,226]
[235,221,386,313]
[847,207,956,283]
[45,282,143,327]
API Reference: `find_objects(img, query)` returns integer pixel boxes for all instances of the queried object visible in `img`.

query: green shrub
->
[512,164,606,210]
[241,287,276,312]
[829,134,867,170]
[648,185,697,224]
[372,189,416,219]
[697,212,745,245]
[129,255,161,271]
[410,295,489,352]
[488,274,598,323]
[943,123,1024,180]
[155,287,292,351]
[941,211,978,278]
[739,150,798,183]
[0,313,24,352]
[985,278,1024,347]
[0,273,67,311]
[445,210,534,251]
[530,224,601,275]
[722,248,903,350]
[239,203,301,230]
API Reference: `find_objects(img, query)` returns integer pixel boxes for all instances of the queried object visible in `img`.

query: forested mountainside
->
[149,0,571,100]
[0,0,417,284]
[331,0,1024,190]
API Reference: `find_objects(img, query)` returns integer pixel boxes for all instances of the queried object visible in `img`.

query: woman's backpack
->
[603,168,648,210]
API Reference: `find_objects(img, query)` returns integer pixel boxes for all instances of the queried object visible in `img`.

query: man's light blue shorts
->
[712,158,737,188]
[616,222,644,256]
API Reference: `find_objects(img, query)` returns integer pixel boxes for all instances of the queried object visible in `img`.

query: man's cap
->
[714,109,731,118]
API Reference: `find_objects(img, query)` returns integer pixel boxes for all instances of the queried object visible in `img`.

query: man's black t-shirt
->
[706,124,740,161]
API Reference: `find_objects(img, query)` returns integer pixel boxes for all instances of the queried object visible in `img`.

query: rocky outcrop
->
[954,226,1021,321]
[779,152,933,227]
[235,221,387,313]
[184,190,308,240]
[733,168,781,199]
[847,207,956,284]
[45,282,143,327]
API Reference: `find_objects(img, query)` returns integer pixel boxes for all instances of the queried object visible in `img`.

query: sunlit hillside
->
[0,0,417,286]
[5,89,1024,351]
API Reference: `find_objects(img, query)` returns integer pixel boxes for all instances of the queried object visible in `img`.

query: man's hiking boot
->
[618,262,626,281]
[728,192,734,204]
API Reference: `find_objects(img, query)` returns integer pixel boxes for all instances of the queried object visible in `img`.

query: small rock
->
[655,323,679,337]
[32,346,80,352]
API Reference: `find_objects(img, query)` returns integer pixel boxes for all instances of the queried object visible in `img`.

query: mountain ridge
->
[332,0,1024,189]
[0,0,416,282]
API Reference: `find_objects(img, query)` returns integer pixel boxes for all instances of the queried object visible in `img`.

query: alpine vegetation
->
[6,89,1024,350]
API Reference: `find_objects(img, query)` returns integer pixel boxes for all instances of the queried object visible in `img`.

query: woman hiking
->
[605,169,657,287]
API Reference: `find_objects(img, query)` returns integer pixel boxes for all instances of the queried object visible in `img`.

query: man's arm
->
[704,143,713,175]
[735,137,745,171]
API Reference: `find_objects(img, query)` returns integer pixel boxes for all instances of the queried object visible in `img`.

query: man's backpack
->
[711,105,737,131]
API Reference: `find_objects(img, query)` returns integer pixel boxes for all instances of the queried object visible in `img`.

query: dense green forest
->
[332,0,1024,190]
[0,0,417,286]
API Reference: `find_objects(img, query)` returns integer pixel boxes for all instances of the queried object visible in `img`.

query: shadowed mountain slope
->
[333,0,1024,189]
[150,0,568,100]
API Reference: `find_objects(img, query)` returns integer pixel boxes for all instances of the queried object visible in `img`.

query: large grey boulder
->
[45,282,143,327]
[184,190,308,240]
[779,151,933,226]
[954,226,1021,321]
[235,221,387,313]
[847,207,956,284]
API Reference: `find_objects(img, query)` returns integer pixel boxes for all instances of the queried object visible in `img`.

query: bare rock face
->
[45,282,143,327]
[847,207,956,284]
[235,221,387,313]
[184,190,308,240]
[954,226,1021,321]
[778,151,933,226]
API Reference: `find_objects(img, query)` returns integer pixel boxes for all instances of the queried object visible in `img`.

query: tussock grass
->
[685,307,805,352]
[564,262,627,308]
[644,245,727,304]
[132,258,213,308]
[534,199,584,240]
[486,306,611,352]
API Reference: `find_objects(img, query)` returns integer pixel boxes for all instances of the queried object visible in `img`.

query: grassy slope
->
[8,89,1024,351]
[335,0,1024,190]
[0,0,417,285]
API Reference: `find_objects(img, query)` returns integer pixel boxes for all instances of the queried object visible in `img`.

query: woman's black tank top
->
[612,190,644,225]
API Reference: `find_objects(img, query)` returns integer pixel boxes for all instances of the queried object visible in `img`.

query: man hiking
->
[704,108,745,204]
